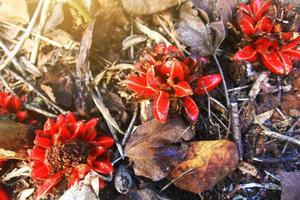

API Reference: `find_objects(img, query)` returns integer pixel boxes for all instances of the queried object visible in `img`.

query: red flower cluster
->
[233,0,300,75]
[28,113,114,199]
[0,92,35,124]
[127,43,222,123]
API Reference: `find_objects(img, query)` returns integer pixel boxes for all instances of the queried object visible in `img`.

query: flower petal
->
[256,15,273,33]
[260,51,286,74]
[233,45,258,62]
[70,121,86,139]
[36,171,64,199]
[15,111,28,122]
[255,0,272,20]
[6,95,22,113]
[195,74,222,95]
[43,119,57,136]
[34,136,51,149]
[276,51,293,75]
[92,136,115,149]
[85,129,97,141]
[68,164,91,187]
[282,37,300,60]
[153,91,170,123]
[238,13,256,35]
[28,147,46,161]
[86,118,99,130]
[154,42,168,55]
[146,66,160,90]
[183,97,199,121]
[0,186,9,200]
[173,81,193,97]
[250,0,264,17]
[31,162,50,180]
[239,3,251,14]
[93,161,113,175]
[58,126,72,141]
[161,60,184,83]
[127,76,157,97]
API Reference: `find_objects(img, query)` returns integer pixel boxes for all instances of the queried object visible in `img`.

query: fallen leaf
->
[125,118,194,181]
[169,140,238,193]
[0,120,34,160]
[120,0,186,15]
[255,110,274,125]
[176,2,226,55]
[0,0,29,24]
[122,34,147,50]
[191,0,237,23]
[277,170,300,200]
[238,161,260,179]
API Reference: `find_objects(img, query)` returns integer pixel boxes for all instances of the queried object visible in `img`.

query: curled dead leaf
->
[191,0,237,23]
[176,2,226,55]
[121,0,187,15]
[169,140,238,193]
[125,118,194,181]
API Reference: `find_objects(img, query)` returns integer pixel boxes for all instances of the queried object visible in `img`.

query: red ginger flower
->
[0,91,35,124]
[233,0,300,75]
[28,113,114,199]
[127,43,222,123]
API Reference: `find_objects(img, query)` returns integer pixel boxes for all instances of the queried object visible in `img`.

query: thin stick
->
[122,105,138,146]
[30,0,52,64]
[0,22,77,49]
[261,130,300,146]
[0,39,25,75]
[0,0,44,71]
[25,104,57,118]
[230,102,243,160]
[213,55,230,108]
[160,168,194,192]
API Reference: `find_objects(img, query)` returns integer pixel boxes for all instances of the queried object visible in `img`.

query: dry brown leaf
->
[176,1,226,55]
[125,118,194,181]
[0,0,29,24]
[191,0,237,23]
[169,140,238,193]
[277,170,300,200]
[0,120,34,160]
[120,0,186,15]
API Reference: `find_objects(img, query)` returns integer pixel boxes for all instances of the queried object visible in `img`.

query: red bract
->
[0,91,35,124]
[0,186,9,200]
[233,0,300,75]
[28,113,114,199]
[127,43,222,123]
